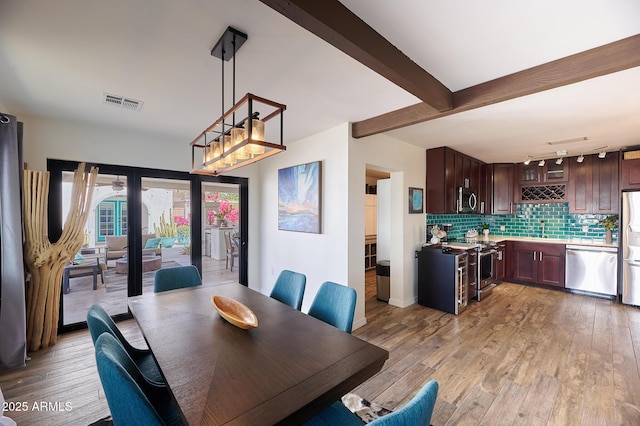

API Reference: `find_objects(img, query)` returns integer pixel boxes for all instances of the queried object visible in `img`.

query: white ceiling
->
[0,0,639,164]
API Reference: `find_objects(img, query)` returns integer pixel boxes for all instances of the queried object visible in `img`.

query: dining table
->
[128,283,389,425]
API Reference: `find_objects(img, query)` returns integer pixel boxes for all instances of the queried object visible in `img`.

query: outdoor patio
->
[61,245,239,325]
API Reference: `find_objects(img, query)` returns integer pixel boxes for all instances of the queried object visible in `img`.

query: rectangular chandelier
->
[190,93,286,175]
[190,27,287,176]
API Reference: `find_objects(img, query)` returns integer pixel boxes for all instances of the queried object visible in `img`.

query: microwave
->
[457,187,477,213]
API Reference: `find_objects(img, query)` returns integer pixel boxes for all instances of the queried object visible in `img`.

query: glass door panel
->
[141,177,191,294]
[202,182,240,286]
[62,173,128,326]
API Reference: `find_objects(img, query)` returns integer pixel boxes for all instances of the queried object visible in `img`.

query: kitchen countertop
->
[479,235,618,250]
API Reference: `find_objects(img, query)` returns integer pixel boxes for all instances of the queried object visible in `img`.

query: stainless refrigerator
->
[622,191,640,306]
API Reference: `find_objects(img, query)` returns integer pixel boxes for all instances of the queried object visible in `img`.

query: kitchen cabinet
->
[568,152,619,214]
[426,147,484,214]
[365,237,377,270]
[512,242,565,288]
[621,149,640,190]
[518,161,568,185]
[486,163,515,214]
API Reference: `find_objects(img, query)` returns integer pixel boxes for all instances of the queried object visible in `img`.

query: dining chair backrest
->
[154,265,202,293]
[304,380,438,426]
[369,380,438,425]
[94,333,184,426]
[270,270,307,310]
[307,281,357,333]
[87,304,164,385]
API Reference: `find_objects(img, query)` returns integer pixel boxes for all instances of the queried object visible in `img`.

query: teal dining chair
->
[270,270,307,310]
[307,281,357,333]
[153,265,202,293]
[94,333,185,426]
[87,304,164,385]
[304,380,439,426]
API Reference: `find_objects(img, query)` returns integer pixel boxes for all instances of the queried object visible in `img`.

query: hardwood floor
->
[2,273,640,425]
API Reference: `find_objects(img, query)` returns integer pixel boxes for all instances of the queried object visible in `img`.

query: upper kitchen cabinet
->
[621,148,640,190]
[568,152,619,214]
[518,161,569,185]
[486,163,515,215]
[426,147,484,214]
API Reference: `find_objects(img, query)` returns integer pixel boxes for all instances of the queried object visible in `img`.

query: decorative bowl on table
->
[211,295,258,329]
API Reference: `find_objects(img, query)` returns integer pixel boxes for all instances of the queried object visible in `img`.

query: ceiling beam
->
[259,0,452,112]
[352,33,640,138]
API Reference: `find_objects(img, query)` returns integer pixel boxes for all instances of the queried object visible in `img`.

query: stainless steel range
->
[476,242,497,300]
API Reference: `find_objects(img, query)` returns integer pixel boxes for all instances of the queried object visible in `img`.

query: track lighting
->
[555,158,563,165]
[577,155,584,163]
[524,157,532,165]
[538,159,545,167]
[598,151,606,159]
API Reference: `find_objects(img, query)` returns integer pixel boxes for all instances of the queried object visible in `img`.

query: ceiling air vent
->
[103,93,143,111]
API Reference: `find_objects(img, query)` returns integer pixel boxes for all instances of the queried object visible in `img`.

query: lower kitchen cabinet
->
[512,241,565,288]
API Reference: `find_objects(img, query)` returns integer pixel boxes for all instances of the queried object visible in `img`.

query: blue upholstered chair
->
[94,333,184,426]
[153,265,202,293]
[270,270,307,310]
[307,281,357,333]
[87,304,164,385]
[304,380,439,426]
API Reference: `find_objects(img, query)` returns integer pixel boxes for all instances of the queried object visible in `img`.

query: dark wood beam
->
[259,0,452,112]
[353,33,640,138]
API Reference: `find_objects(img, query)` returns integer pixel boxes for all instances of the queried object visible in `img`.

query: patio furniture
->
[62,257,105,294]
[104,234,162,261]
[115,254,162,274]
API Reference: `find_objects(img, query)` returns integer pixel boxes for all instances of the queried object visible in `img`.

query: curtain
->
[0,112,27,369]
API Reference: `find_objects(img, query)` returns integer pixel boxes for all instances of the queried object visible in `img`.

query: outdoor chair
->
[87,304,164,385]
[270,270,306,310]
[304,380,438,426]
[153,265,202,293]
[94,333,184,426]
[307,281,357,333]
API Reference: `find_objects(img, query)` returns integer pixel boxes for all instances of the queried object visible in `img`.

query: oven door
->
[477,250,496,300]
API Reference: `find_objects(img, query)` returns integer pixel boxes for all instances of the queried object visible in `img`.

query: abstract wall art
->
[278,161,322,233]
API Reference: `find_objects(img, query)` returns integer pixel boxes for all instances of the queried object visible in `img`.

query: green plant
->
[598,214,618,230]
[154,210,177,237]
[481,223,490,230]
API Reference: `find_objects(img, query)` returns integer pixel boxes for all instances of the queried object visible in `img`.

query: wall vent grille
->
[102,93,143,111]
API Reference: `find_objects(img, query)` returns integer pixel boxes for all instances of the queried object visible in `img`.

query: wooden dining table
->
[128,283,389,425]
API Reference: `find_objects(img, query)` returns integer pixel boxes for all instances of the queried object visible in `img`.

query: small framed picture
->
[408,187,423,214]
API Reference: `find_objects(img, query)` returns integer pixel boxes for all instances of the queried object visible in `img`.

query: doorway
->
[364,168,390,305]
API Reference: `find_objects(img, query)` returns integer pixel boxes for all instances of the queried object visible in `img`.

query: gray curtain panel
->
[0,113,27,369]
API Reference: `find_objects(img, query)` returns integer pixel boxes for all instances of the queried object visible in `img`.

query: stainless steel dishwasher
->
[565,245,618,297]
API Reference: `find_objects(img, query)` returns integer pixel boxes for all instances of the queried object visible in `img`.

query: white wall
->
[255,123,350,312]
[348,131,426,324]
[377,179,391,260]
[19,115,187,171]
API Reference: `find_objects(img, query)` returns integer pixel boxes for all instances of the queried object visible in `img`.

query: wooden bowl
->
[211,295,258,329]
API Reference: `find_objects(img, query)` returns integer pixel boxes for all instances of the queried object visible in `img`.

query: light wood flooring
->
[2,272,640,425]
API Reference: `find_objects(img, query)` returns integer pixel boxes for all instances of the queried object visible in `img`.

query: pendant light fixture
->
[190,27,286,175]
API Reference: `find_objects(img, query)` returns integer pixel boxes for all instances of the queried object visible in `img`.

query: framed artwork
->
[278,161,322,233]
[408,187,423,214]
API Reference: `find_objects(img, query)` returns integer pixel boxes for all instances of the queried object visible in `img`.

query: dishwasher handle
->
[566,245,618,253]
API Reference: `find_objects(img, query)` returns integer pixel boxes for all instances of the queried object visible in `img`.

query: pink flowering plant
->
[205,192,239,226]
[174,215,190,240]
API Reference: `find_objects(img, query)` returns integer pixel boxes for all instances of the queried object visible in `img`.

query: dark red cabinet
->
[568,152,618,214]
[511,242,565,288]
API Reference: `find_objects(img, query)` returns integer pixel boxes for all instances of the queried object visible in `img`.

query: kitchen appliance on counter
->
[622,191,640,306]
[417,246,468,315]
[565,245,617,298]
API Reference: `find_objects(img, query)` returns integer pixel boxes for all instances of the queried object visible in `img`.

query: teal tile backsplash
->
[426,203,616,242]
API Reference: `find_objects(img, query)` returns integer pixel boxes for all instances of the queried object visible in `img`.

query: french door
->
[48,160,248,332]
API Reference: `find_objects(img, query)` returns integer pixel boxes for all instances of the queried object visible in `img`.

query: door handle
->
[533,251,536,261]
[539,251,543,262]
